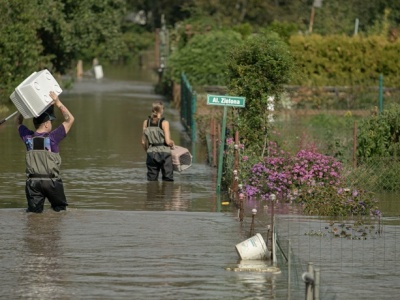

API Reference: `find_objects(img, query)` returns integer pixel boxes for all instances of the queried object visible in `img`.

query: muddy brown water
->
[1,65,400,299]
[0,66,286,299]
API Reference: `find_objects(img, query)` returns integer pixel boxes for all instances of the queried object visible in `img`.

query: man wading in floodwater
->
[15,91,75,213]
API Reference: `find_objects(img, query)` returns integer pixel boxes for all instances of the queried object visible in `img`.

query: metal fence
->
[180,73,197,141]
[274,214,400,299]
[213,117,400,299]
[346,158,400,192]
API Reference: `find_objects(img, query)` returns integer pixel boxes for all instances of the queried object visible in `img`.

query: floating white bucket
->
[235,233,270,260]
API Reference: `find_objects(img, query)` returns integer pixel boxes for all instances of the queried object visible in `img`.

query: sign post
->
[207,94,246,194]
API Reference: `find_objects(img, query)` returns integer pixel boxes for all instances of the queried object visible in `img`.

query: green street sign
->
[207,94,246,108]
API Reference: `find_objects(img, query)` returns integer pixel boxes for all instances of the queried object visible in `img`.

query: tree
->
[226,32,294,155]
[42,0,128,73]
[165,29,243,87]
[0,0,52,102]
[0,0,129,102]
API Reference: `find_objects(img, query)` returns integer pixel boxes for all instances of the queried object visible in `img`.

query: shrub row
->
[289,34,400,88]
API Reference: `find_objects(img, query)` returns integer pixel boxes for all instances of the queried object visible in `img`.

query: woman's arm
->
[162,120,174,147]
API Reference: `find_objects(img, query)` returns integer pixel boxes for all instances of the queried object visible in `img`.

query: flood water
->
[0,65,285,300]
[1,64,400,300]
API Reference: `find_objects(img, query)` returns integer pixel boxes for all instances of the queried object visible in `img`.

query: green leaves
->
[289,35,400,88]
[227,32,294,150]
[357,103,400,161]
[0,0,50,100]
[166,30,243,86]
[0,0,130,101]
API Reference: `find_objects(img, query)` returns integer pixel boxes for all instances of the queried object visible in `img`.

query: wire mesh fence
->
[274,214,400,299]
[203,99,400,298]
[346,158,400,192]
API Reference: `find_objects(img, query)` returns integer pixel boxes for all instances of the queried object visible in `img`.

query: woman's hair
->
[151,101,164,120]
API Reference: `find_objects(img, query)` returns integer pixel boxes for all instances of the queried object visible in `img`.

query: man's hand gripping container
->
[10,69,62,119]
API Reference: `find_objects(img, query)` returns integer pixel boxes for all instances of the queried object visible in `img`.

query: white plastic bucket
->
[235,233,270,260]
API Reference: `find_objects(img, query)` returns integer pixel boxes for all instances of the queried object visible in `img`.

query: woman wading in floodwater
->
[141,101,174,181]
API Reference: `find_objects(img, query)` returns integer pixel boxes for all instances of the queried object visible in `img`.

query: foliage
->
[0,0,53,101]
[226,32,294,152]
[244,142,342,199]
[289,34,400,88]
[120,25,154,63]
[263,21,299,43]
[228,140,380,217]
[357,103,400,161]
[49,0,128,71]
[127,0,400,36]
[297,185,379,217]
[345,157,400,192]
[165,30,243,86]
[271,113,357,164]
[232,23,253,40]
[169,15,228,52]
[223,137,260,191]
[0,0,131,103]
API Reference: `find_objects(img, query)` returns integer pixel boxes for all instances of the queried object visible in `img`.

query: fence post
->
[249,208,256,236]
[239,192,244,222]
[288,239,291,298]
[314,268,320,300]
[231,131,240,201]
[302,262,314,300]
[270,193,276,260]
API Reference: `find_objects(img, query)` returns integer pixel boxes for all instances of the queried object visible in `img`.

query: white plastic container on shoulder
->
[10,69,62,119]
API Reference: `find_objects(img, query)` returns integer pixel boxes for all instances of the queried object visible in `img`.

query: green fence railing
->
[180,73,196,142]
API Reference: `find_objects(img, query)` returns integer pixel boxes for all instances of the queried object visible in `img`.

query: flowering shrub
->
[238,141,380,217]
[297,185,380,217]
[244,142,342,198]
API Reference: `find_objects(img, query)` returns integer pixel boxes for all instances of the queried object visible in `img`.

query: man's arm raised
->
[49,91,75,134]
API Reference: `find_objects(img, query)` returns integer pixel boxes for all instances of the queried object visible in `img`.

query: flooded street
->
[0,65,285,299]
[1,64,400,299]
[1,210,281,299]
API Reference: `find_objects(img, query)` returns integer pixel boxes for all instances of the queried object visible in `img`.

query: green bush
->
[165,29,243,87]
[289,34,400,88]
[357,103,400,161]
[227,31,294,152]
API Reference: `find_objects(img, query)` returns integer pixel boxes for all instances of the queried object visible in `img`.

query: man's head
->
[33,106,56,129]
